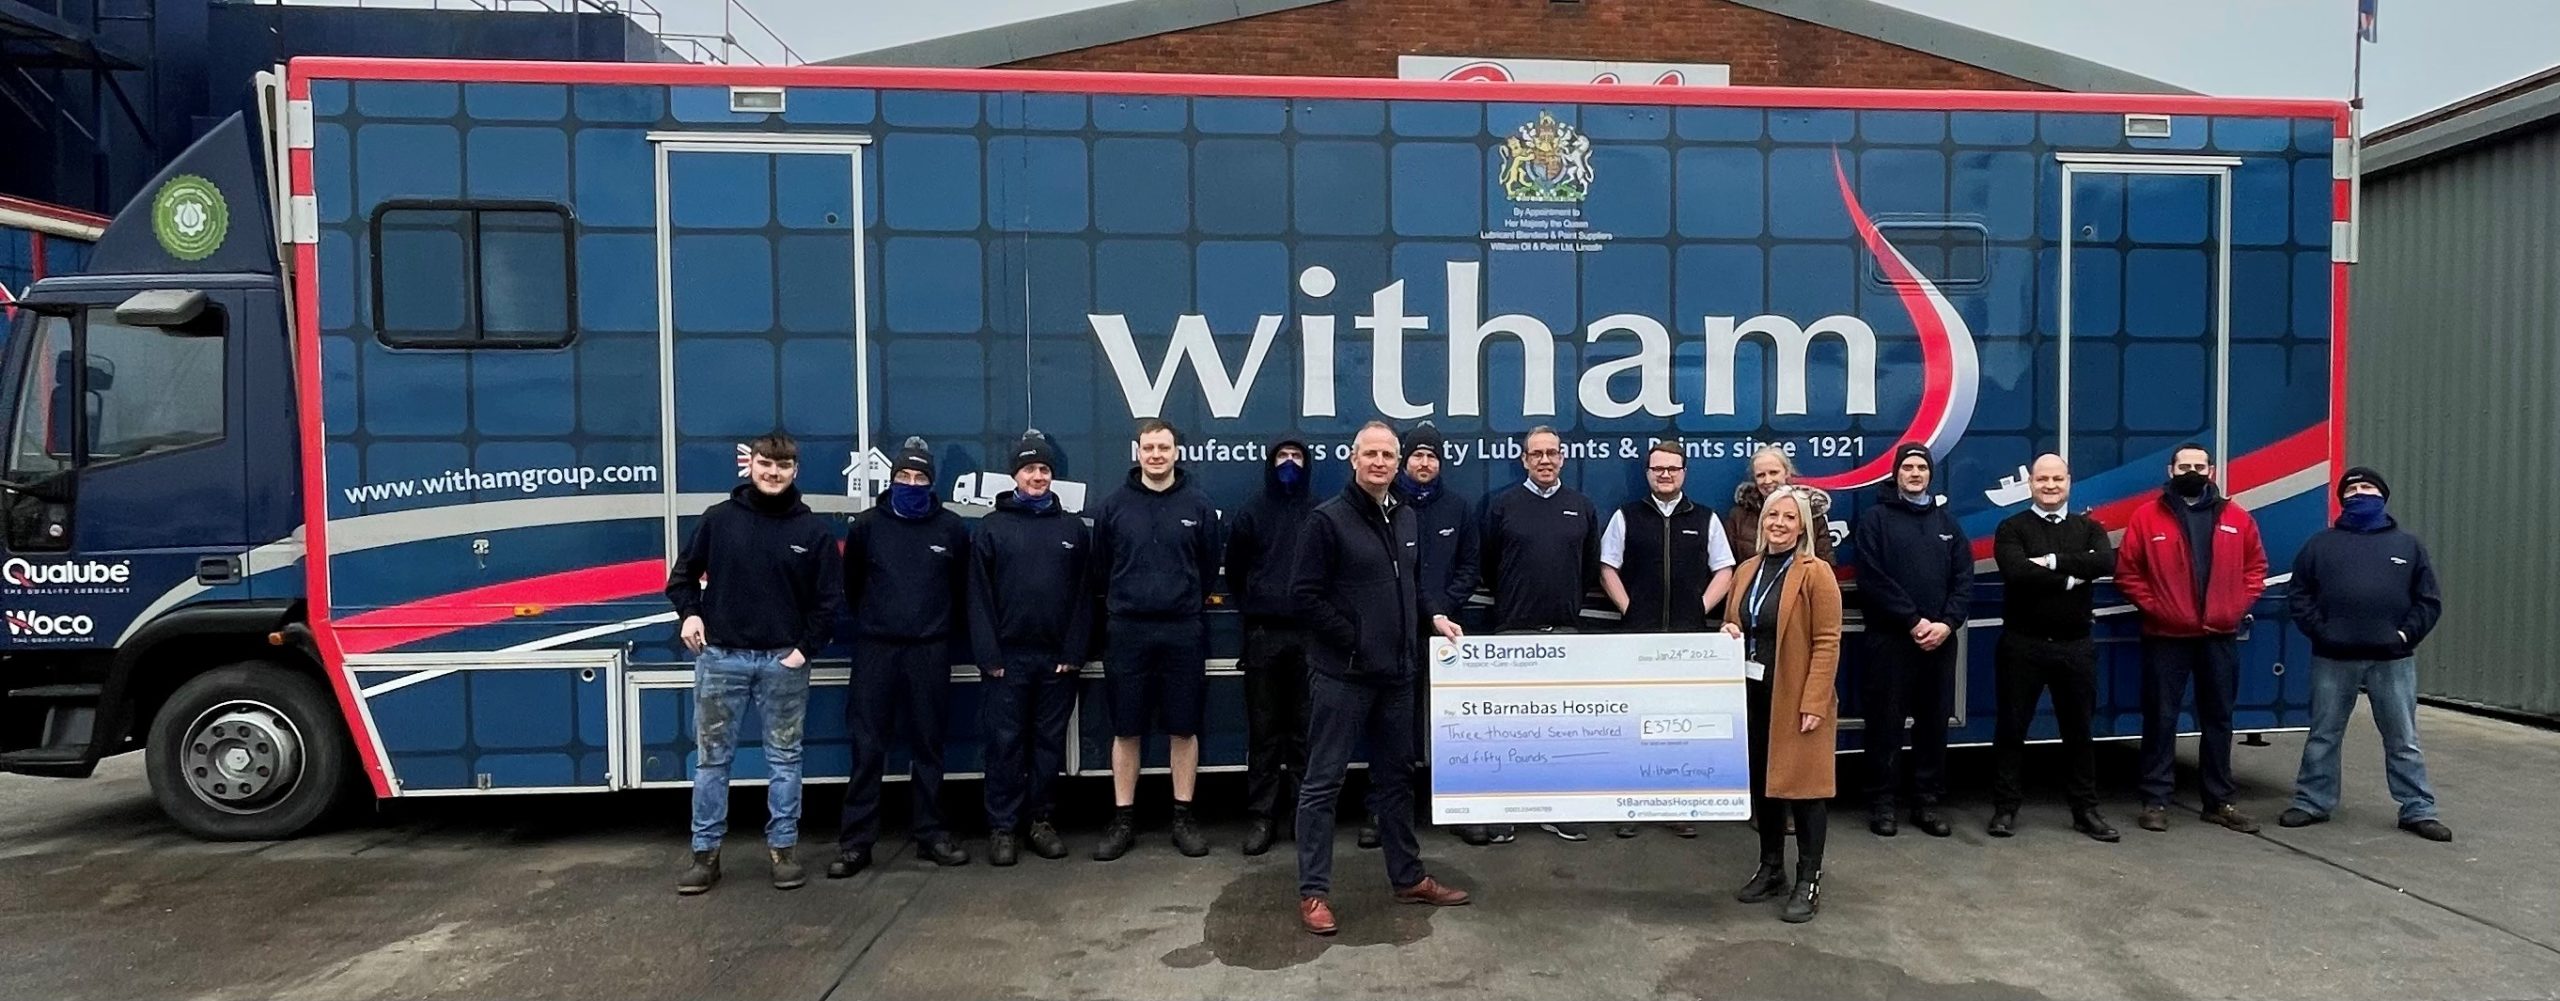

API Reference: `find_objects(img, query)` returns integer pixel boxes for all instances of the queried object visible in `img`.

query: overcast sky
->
[708,0,2559,129]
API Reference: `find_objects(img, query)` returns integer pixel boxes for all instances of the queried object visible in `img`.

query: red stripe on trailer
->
[334,559,667,656]
[289,56,2350,120]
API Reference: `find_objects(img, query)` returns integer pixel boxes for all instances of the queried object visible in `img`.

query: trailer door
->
[2056,155,2238,470]
[651,136,872,571]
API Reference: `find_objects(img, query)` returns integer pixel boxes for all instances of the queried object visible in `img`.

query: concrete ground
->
[5,706,2558,1001]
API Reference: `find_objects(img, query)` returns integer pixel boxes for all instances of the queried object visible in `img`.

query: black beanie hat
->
[1893,442,1933,469]
[2337,466,2390,501]
[893,436,935,480]
[1405,421,1446,461]
[1009,429,1060,475]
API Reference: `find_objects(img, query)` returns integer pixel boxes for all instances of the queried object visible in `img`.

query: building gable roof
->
[822,0,2189,95]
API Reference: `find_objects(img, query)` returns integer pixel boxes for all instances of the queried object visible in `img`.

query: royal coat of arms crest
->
[1499,110,1595,202]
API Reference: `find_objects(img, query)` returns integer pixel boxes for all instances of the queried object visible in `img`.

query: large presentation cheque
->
[1427,632,1751,826]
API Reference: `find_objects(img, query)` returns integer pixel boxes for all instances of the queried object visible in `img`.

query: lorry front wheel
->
[144,663,354,841]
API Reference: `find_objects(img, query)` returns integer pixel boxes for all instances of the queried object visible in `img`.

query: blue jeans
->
[2291,656,2437,823]
[690,646,811,852]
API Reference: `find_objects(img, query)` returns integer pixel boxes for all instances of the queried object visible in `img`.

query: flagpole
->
[2351,1,2366,111]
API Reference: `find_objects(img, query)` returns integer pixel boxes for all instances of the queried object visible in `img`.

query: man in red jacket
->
[2116,444,2267,834]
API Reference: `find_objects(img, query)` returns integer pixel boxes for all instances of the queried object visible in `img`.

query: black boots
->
[768,847,805,890]
[2074,807,2122,843]
[989,831,1020,867]
[1170,804,1211,857]
[677,850,720,895]
[1025,821,1070,860]
[1093,808,1138,861]
[1781,861,1822,923]
[1734,853,1791,903]
[1242,817,1277,856]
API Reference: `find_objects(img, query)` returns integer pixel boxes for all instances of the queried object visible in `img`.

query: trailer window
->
[1870,221,1990,291]
[372,202,574,348]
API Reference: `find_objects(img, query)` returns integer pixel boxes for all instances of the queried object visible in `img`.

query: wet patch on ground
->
[1160,860,1478,971]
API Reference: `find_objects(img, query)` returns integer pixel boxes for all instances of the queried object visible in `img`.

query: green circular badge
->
[152,174,229,262]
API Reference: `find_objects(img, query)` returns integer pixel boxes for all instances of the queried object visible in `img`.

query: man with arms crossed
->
[1988,454,2119,842]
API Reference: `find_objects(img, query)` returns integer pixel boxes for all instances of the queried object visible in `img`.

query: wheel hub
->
[180,702,304,814]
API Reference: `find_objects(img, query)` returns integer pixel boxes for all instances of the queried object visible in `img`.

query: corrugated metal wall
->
[2352,120,2560,718]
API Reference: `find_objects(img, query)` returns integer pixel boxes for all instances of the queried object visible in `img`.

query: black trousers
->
[1242,622,1310,821]
[839,639,950,853]
[1862,630,1958,810]
[979,652,1076,833]
[1747,676,1828,867]
[1991,632,2099,812]
[1296,671,1424,897]
[2138,635,2241,810]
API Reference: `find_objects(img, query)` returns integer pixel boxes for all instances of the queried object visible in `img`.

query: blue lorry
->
[0,57,2353,838]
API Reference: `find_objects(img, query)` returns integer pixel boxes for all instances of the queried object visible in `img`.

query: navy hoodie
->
[666,482,845,656]
[1089,466,1223,620]
[1223,438,1317,624]
[2288,513,2441,660]
[1850,492,1974,631]
[968,489,1094,667]
[1395,474,1481,628]
[844,490,971,644]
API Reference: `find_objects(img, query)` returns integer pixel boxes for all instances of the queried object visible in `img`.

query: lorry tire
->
[144,662,353,841]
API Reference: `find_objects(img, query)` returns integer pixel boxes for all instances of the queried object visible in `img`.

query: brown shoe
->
[1393,876,1473,906]
[1299,896,1338,936]
[2138,806,2169,832]
[2201,804,2261,834]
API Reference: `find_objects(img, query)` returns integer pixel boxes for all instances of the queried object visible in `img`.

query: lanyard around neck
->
[1748,551,1796,624]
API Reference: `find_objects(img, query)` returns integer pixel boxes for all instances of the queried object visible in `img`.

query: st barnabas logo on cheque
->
[1499,111,1594,203]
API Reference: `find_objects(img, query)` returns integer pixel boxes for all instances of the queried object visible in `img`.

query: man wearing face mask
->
[1988,454,2118,842]
[2279,468,2449,841]
[1850,443,1972,839]
[2116,444,2267,835]
[832,437,974,877]
[1227,439,1320,857]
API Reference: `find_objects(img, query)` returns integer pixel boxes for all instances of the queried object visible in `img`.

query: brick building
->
[826,0,2183,94]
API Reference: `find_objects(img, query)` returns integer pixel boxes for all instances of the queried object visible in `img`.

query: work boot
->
[2201,804,2261,834]
[677,849,720,895]
[2073,808,2121,843]
[1242,817,1276,856]
[1358,822,1380,849]
[768,847,805,890]
[1026,821,1069,860]
[1170,804,1211,857]
[2399,818,2453,842]
[1909,806,1952,838]
[1734,853,1790,904]
[917,834,971,866]
[824,848,872,880]
[989,831,1020,867]
[1987,809,2018,838]
[1780,861,1822,923]
[1868,807,1899,838]
[2138,805,2169,832]
[1457,825,1491,846]
[1093,808,1138,862]
[2278,808,2327,828]
[1614,824,1641,839]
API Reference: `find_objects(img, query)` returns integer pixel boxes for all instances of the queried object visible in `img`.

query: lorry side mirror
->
[114,289,207,329]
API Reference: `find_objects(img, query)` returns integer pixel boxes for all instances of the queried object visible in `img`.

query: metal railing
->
[220,0,805,65]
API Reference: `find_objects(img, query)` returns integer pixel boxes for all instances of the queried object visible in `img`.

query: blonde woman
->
[1720,486,1843,923]
[1726,446,1835,562]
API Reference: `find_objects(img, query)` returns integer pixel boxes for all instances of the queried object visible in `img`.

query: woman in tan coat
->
[1720,486,1843,923]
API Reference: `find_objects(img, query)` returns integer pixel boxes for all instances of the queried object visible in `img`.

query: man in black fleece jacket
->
[832,438,972,876]
[1478,425,1602,842]
[1850,442,1973,839]
[668,432,844,895]
[969,430,1092,866]
[1225,438,1317,856]
[2280,467,2450,841]
[1987,454,2118,842]
[1286,422,1472,936]
[1087,419,1224,862]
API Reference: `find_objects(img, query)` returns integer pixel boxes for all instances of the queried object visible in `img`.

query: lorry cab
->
[0,109,341,839]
